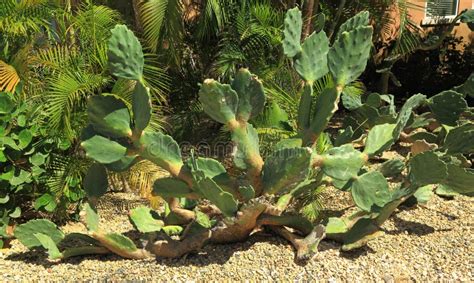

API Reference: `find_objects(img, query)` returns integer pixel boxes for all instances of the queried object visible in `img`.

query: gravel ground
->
[1,192,472,281]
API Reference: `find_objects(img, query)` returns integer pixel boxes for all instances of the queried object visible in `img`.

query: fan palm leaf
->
[0,60,21,93]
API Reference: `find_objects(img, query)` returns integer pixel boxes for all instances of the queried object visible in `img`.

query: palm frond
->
[44,70,107,140]
[46,153,89,200]
[126,160,167,204]
[139,0,184,59]
[73,3,122,46]
[0,0,55,38]
[0,60,20,92]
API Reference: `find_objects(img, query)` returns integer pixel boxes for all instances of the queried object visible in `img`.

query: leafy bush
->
[0,92,86,248]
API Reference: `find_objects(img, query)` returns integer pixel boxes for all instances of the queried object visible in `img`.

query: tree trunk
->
[132,0,143,33]
[302,0,315,38]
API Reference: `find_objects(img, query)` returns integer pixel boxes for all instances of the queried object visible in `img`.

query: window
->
[423,0,459,25]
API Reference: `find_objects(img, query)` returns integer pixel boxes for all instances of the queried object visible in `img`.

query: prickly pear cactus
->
[15,10,473,262]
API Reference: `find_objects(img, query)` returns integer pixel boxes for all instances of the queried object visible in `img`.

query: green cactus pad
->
[379,159,404,177]
[325,217,348,234]
[429,90,467,126]
[106,155,139,172]
[82,135,127,164]
[102,233,138,252]
[443,123,474,154]
[342,218,382,251]
[83,203,99,232]
[334,126,355,146]
[320,144,366,181]
[195,177,238,217]
[231,123,260,170]
[341,92,362,110]
[262,147,312,194]
[132,81,152,133]
[34,233,63,260]
[107,25,144,80]
[83,163,108,198]
[392,93,426,140]
[152,177,194,198]
[452,72,473,97]
[351,171,392,212]
[297,84,313,131]
[194,157,227,178]
[199,80,239,124]
[14,219,64,249]
[364,123,396,156]
[336,11,370,39]
[409,151,447,186]
[129,206,163,233]
[328,26,373,87]
[282,7,302,58]
[413,185,434,204]
[231,69,266,122]
[441,164,474,194]
[309,87,339,140]
[407,131,438,144]
[139,131,182,168]
[87,95,132,138]
[294,31,329,83]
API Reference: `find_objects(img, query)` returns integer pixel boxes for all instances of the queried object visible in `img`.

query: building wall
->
[409,0,473,45]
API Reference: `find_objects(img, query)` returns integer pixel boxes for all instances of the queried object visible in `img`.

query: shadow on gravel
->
[155,233,287,267]
[5,249,125,267]
[384,215,443,236]
[340,246,375,259]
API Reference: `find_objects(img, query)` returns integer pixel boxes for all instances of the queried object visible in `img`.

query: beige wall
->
[409,0,473,45]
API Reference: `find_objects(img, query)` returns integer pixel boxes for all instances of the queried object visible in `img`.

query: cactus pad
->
[107,25,144,80]
[262,147,312,194]
[87,95,132,138]
[328,26,373,87]
[14,219,64,249]
[82,135,127,164]
[320,144,366,181]
[364,123,396,156]
[282,7,302,58]
[129,206,163,233]
[443,123,474,154]
[351,171,392,212]
[336,11,370,39]
[199,80,239,125]
[294,31,329,83]
[231,69,266,122]
[428,90,467,126]
[409,151,447,186]
[392,93,426,140]
[139,131,182,168]
[231,123,261,170]
[83,163,108,198]
[379,159,404,177]
[132,82,152,133]
[309,87,339,140]
[152,177,194,198]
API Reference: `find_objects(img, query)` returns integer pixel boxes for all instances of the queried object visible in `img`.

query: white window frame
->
[422,0,460,25]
